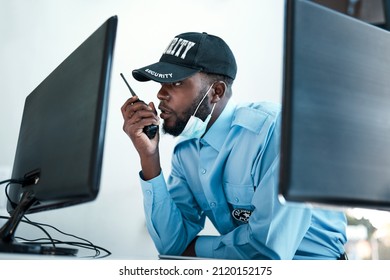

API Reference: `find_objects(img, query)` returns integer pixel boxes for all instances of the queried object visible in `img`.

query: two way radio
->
[120,73,158,139]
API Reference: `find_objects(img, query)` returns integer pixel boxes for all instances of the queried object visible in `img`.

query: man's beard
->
[162,87,211,137]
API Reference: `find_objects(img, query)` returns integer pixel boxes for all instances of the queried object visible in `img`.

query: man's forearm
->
[140,151,161,180]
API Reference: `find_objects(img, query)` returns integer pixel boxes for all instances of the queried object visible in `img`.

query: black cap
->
[132,32,237,83]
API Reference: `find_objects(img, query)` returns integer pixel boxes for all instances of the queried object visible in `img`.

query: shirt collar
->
[201,99,237,152]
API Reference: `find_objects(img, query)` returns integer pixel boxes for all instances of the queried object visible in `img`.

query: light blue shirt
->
[140,100,347,259]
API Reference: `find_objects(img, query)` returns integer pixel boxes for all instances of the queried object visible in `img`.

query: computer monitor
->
[279,0,390,209]
[312,0,390,30]
[0,15,117,254]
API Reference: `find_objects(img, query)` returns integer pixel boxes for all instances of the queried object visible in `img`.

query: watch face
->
[231,208,252,223]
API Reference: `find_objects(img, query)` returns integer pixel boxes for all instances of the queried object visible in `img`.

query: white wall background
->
[0,0,285,258]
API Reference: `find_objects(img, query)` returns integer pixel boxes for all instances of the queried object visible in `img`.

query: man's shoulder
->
[235,101,281,117]
[232,101,281,134]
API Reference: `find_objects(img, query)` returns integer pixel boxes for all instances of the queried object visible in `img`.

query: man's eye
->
[173,81,182,86]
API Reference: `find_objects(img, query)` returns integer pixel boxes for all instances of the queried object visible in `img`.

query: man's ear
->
[211,81,226,103]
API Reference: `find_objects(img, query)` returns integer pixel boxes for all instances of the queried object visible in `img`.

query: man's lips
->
[158,105,173,119]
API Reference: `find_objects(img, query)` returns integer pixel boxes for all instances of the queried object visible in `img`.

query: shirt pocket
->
[223,182,255,209]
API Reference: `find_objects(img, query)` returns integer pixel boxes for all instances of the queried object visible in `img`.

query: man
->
[121,32,347,259]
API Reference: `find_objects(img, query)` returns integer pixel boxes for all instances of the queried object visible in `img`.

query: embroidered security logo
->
[231,209,252,223]
[163,37,196,59]
[144,69,173,80]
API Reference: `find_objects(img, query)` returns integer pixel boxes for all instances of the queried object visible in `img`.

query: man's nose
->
[157,86,170,101]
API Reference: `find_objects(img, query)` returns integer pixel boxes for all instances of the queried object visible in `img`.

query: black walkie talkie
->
[120,73,158,139]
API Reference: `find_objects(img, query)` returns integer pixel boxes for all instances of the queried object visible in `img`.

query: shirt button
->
[146,190,152,195]
[201,168,207,174]
[210,202,216,208]
[234,197,239,203]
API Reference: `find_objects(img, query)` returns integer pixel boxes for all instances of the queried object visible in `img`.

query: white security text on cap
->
[163,38,196,59]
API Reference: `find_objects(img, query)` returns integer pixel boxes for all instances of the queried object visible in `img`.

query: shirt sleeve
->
[140,168,205,255]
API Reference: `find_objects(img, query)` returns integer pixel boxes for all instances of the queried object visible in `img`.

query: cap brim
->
[132,61,201,83]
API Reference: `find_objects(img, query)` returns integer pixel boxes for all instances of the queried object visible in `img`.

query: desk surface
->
[0,252,76,260]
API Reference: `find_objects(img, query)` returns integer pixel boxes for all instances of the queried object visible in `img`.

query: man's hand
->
[121,96,161,180]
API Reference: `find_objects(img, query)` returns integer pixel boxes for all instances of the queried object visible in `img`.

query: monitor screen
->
[279,0,390,209]
[0,16,117,254]
[312,0,388,28]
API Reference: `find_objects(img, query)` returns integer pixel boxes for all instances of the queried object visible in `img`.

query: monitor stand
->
[0,191,78,256]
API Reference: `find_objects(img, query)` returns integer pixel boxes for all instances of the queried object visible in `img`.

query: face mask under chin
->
[179,83,216,140]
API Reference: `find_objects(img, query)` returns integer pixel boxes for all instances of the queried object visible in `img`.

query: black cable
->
[22,217,111,258]
[4,183,18,210]
[22,217,106,257]
[0,178,25,186]
[15,238,111,259]
[20,217,57,248]
[16,239,88,257]
[1,180,53,247]
[1,216,111,258]
[1,178,23,209]
[0,215,55,247]
[0,179,11,185]
[1,178,111,258]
